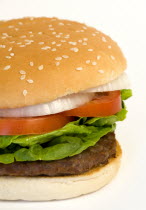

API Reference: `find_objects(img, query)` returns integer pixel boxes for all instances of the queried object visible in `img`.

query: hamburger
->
[0,17,132,201]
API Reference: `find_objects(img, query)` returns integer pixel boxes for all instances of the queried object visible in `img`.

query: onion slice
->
[0,93,95,117]
[0,73,130,118]
[83,73,131,93]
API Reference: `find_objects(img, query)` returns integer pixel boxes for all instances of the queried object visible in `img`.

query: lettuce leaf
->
[121,89,132,100]
[0,106,125,164]
[0,89,132,164]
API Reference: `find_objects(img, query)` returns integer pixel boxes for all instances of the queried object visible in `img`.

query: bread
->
[0,141,122,201]
[0,17,126,108]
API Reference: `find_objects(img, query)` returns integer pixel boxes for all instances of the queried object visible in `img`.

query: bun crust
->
[0,17,126,108]
[0,141,122,201]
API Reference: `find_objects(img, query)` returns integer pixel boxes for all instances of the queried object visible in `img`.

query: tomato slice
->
[0,114,74,135]
[0,91,121,135]
[63,91,122,117]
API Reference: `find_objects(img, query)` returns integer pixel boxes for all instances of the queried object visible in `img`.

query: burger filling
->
[0,132,116,176]
[0,89,132,176]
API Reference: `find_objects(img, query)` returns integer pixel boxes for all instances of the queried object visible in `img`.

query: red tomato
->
[0,114,74,135]
[63,91,122,117]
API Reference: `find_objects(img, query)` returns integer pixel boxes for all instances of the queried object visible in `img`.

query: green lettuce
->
[0,89,132,164]
[121,89,132,100]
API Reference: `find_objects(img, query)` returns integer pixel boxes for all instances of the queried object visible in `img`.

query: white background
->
[0,0,146,209]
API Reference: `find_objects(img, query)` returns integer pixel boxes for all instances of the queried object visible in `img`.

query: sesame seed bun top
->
[0,17,126,109]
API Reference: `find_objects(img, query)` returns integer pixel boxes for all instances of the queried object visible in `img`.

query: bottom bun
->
[0,141,122,201]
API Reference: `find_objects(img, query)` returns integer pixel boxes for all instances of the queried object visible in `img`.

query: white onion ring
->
[0,93,95,117]
[83,73,130,92]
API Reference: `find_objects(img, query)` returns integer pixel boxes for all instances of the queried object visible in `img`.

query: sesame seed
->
[51,18,57,21]
[78,40,82,43]
[5,56,11,59]
[86,60,90,64]
[3,65,11,70]
[98,70,104,74]
[2,37,6,39]
[48,24,53,27]
[55,62,60,66]
[20,70,26,74]
[59,22,64,25]
[17,42,22,45]
[19,45,25,47]
[52,32,56,35]
[51,41,56,45]
[92,61,97,65]
[92,33,96,36]
[51,48,56,51]
[23,90,27,96]
[30,61,34,66]
[25,43,31,45]
[20,75,26,80]
[59,32,63,35]
[83,38,88,41]
[8,47,12,51]
[41,46,51,50]
[62,55,69,58]
[49,28,54,31]
[8,25,14,28]
[61,40,66,42]
[28,31,33,34]
[88,49,93,51]
[38,65,44,70]
[82,42,87,45]
[56,35,61,38]
[108,45,112,49]
[64,35,70,39]
[20,35,26,38]
[10,53,14,56]
[0,45,6,48]
[15,28,19,31]
[38,42,44,45]
[27,79,34,84]
[55,57,62,61]
[102,36,107,42]
[2,33,8,36]
[56,44,62,47]
[76,67,83,71]
[83,26,87,29]
[97,55,101,60]
[38,32,43,35]
[68,41,77,45]
[18,22,23,25]
[30,35,34,37]
[111,55,115,60]
[25,39,34,43]
[70,47,79,52]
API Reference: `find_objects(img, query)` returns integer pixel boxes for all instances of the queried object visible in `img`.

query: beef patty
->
[0,132,116,177]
